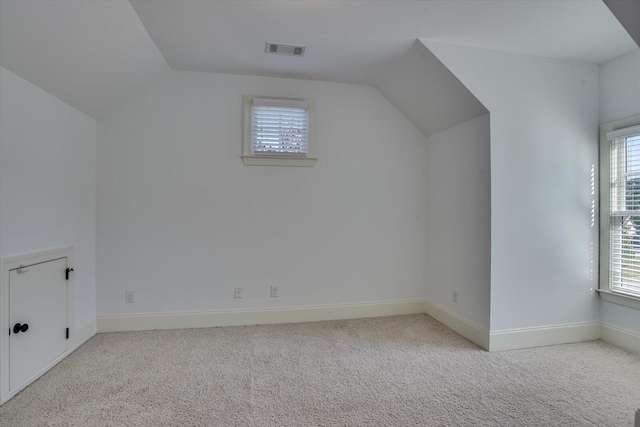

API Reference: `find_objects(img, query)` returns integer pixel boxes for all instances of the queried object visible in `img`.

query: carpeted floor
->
[0,314,639,426]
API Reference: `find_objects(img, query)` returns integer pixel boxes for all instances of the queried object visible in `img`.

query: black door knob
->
[13,323,28,334]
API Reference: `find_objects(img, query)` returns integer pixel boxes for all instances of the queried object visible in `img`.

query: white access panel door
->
[9,257,68,392]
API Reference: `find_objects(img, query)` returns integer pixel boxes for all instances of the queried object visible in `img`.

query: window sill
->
[242,156,317,167]
[597,289,640,310]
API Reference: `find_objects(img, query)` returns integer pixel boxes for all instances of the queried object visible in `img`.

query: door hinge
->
[66,328,69,339]
[65,268,74,280]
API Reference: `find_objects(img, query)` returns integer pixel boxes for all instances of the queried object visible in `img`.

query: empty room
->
[1,0,639,425]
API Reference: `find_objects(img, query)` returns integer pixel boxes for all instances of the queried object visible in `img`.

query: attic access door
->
[1,247,74,405]
[9,257,68,391]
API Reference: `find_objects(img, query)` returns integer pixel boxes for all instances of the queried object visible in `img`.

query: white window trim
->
[242,95,317,167]
[598,114,640,310]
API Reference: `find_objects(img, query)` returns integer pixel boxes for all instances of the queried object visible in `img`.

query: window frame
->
[242,95,317,167]
[599,114,640,310]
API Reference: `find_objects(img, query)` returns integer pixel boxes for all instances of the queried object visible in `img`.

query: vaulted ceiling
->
[131,0,635,83]
[0,0,170,119]
[0,1,636,122]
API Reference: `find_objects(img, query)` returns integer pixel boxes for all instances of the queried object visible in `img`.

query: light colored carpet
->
[1,314,639,426]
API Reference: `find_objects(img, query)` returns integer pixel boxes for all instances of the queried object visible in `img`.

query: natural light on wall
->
[591,163,596,290]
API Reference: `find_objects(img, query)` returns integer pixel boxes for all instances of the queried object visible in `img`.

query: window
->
[242,96,316,166]
[599,115,640,309]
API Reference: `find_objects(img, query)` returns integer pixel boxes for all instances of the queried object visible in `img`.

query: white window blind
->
[608,124,640,298]
[251,98,309,156]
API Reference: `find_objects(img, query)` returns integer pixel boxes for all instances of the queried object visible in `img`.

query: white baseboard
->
[423,298,489,350]
[600,323,640,354]
[74,319,97,350]
[97,299,427,333]
[489,322,600,352]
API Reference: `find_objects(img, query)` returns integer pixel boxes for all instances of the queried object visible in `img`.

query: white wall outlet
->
[270,286,279,298]
[452,290,458,304]
[125,290,134,303]
[234,287,242,299]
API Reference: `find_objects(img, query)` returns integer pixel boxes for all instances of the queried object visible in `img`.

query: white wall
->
[96,71,429,316]
[425,114,491,330]
[599,49,640,124]
[423,41,600,332]
[0,66,97,328]
[599,49,640,335]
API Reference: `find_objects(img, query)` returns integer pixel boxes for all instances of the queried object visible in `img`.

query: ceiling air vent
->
[265,42,306,57]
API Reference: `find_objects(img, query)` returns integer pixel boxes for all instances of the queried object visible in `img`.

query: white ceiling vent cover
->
[265,42,306,57]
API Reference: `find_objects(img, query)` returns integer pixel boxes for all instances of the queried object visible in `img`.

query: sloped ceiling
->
[131,0,636,86]
[0,0,170,119]
[0,1,636,121]
[376,40,488,137]
[604,0,640,48]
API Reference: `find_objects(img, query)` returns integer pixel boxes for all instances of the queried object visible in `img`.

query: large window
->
[600,115,640,309]
[242,96,316,166]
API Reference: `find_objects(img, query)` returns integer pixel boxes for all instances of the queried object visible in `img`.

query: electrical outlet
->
[270,286,279,298]
[234,287,242,299]
[125,290,134,303]
[452,290,458,304]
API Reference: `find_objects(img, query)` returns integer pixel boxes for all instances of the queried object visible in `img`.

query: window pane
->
[610,133,640,297]
[251,105,309,156]
[626,135,640,175]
